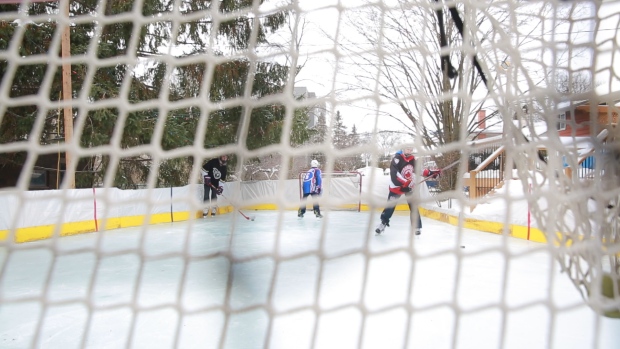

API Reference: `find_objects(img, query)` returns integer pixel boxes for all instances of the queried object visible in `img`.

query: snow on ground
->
[438,171,607,233]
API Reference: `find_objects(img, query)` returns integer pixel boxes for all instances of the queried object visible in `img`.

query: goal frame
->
[298,171,363,212]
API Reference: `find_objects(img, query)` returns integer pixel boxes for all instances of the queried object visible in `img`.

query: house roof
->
[556,99,589,111]
[521,121,549,138]
[481,119,548,137]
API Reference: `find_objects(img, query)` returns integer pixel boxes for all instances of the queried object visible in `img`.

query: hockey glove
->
[316,187,322,195]
[423,169,442,179]
[216,186,224,195]
[401,186,412,193]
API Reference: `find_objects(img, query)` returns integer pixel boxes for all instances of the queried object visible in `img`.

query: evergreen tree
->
[0,0,297,189]
[349,124,360,148]
[330,111,363,171]
[332,111,348,149]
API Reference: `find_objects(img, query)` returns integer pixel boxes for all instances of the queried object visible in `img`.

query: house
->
[465,99,618,203]
[552,99,618,173]
[472,99,619,144]
[473,110,503,140]
[556,100,619,137]
[472,100,617,176]
[473,109,548,141]
[293,86,326,129]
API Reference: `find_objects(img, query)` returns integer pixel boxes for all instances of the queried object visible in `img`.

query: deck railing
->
[564,129,609,180]
[466,137,505,211]
[464,129,610,211]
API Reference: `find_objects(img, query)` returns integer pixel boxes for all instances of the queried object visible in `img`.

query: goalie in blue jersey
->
[298,159,323,218]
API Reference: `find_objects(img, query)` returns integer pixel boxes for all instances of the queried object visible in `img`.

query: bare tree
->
[337,2,501,149]
[484,1,595,127]
[555,71,597,95]
[334,1,594,189]
[376,130,401,153]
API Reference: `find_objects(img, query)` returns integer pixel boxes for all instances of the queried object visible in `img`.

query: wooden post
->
[61,0,74,188]
[469,170,478,212]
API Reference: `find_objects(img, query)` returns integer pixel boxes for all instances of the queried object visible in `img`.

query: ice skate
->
[314,210,323,218]
[211,207,217,216]
[375,221,389,235]
[415,229,421,236]
[298,209,304,218]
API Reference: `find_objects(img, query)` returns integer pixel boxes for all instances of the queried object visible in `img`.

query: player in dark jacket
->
[375,146,439,235]
[202,155,228,216]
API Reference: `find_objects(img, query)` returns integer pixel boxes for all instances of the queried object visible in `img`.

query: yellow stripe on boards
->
[418,206,550,244]
[1,211,200,243]
[117,213,172,228]
[0,207,562,245]
[9,220,98,243]
[243,204,279,210]
[463,218,504,235]
[172,211,194,221]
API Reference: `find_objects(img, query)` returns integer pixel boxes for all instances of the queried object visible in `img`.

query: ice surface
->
[1,210,618,349]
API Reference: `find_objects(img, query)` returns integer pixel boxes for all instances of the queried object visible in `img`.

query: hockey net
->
[298,171,363,211]
[1,0,620,348]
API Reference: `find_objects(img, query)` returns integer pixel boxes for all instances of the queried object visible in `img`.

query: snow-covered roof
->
[521,121,548,138]
[481,120,548,138]
[556,99,589,110]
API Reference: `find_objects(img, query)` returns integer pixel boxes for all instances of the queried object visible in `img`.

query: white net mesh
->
[1,0,620,347]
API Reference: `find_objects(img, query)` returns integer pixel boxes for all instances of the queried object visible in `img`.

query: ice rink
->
[1,210,619,349]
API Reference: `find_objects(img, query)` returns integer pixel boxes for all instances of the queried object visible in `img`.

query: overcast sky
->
[285,0,620,135]
[291,0,397,134]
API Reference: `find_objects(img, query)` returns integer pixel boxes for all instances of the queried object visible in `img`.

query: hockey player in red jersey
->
[375,146,440,235]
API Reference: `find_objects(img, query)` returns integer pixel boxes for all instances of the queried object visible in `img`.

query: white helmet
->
[402,144,415,156]
[311,159,320,167]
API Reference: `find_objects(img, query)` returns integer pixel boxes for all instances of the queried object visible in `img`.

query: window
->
[557,112,566,131]
[29,169,48,188]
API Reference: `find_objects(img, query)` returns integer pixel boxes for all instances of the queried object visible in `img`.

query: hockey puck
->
[460,245,465,248]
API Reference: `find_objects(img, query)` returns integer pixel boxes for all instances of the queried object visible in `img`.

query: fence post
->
[469,170,478,212]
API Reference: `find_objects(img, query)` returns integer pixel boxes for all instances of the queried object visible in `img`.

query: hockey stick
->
[217,190,256,221]
[233,207,255,221]
[417,159,461,185]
